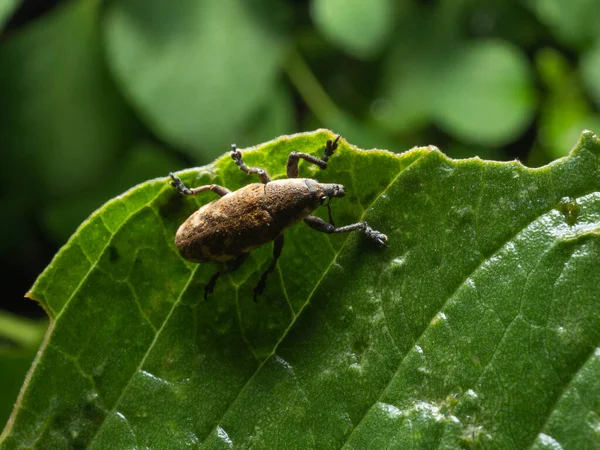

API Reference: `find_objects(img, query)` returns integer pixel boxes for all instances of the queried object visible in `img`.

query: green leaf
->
[0,0,21,30]
[536,48,600,160]
[311,0,394,59]
[0,0,139,198]
[539,98,600,161]
[433,40,537,146]
[0,312,47,429]
[526,0,600,48]
[284,50,399,151]
[103,0,289,157]
[375,7,453,134]
[377,30,536,147]
[582,42,600,108]
[235,84,296,150]
[2,130,600,448]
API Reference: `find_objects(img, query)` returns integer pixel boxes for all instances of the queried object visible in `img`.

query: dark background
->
[2,0,600,320]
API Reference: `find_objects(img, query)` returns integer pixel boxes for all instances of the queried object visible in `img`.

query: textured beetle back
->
[264,179,320,229]
[174,183,280,263]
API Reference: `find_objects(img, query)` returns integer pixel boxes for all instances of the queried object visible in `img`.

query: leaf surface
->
[2,130,600,449]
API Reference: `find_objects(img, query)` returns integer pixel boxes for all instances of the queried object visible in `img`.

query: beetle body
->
[169,135,387,301]
[175,179,343,263]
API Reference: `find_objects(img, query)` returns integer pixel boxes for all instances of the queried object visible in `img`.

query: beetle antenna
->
[327,202,335,226]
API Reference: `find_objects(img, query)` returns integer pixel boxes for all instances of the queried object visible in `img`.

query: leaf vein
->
[338,191,594,449]
[234,286,261,363]
[86,265,200,448]
[527,344,600,449]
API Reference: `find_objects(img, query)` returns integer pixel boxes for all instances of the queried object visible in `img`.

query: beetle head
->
[315,183,345,226]
[318,183,345,203]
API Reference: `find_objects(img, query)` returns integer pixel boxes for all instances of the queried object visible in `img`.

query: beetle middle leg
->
[231,144,271,184]
[253,234,284,302]
[169,173,231,197]
[304,215,389,248]
[286,135,341,178]
[204,253,249,300]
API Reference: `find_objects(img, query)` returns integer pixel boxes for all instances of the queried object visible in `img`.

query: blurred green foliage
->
[0,311,46,428]
[1,0,600,440]
[1,0,600,302]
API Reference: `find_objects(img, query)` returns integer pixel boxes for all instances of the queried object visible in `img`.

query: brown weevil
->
[169,135,388,301]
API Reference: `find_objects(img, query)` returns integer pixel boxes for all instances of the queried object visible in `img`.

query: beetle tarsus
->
[323,135,341,162]
[170,173,193,195]
[364,226,389,248]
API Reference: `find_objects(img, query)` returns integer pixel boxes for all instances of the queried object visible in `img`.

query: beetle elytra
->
[169,135,388,301]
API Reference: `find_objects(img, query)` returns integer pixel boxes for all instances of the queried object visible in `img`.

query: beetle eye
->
[319,195,328,205]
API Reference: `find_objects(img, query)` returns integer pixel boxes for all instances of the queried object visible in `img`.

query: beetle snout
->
[322,183,345,198]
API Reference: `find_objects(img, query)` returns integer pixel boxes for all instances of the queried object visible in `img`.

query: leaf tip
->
[24,291,39,301]
[24,291,52,319]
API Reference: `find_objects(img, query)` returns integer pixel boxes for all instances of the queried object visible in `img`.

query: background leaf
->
[311,0,395,59]
[0,312,46,428]
[0,0,139,199]
[433,40,536,146]
[525,0,600,48]
[0,0,143,271]
[2,130,600,448]
[582,42,600,108]
[536,48,600,160]
[376,18,537,148]
[103,0,290,156]
[0,0,21,30]
[42,141,182,244]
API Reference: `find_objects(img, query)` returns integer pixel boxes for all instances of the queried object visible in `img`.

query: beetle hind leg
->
[253,234,284,302]
[204,271,221,300]
[230,144,271,184]
[204,254,249,300]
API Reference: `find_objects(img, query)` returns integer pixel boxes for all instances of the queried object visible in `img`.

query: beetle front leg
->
[253,234,284,302]
[231,144,272,184]
[286,135,340,178]
[304,215,389,248]
[169,173,231,197]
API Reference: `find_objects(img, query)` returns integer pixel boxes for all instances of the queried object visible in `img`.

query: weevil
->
[169,135,388,301]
